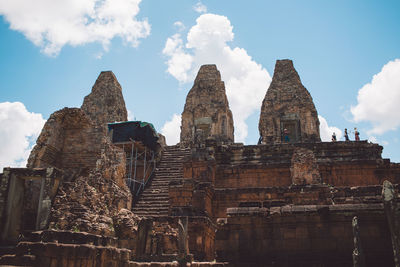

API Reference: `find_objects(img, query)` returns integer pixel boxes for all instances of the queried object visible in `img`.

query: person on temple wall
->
[257,135,263,145]
[354,128,360,141]
[344,128,349,141]
[283,128,290,142]
[331,132,337,142]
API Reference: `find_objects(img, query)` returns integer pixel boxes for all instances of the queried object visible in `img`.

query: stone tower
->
[180,65,234,146]
[81,71,128,131]
[259,59,320,144]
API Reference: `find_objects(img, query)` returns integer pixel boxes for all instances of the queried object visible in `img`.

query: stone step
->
[133,206,169,211]
[138,192,168,197]
[133,205,169,210]
[21,230,119,247]
[138,197,168,201]
[140,190,168,194]
[0,246,16,256]
[150,181,173,184]
[0,254,35,266]
[139,191,169,196]
[4,240,132,266]
[134,201,169,206]
[138,194,169,199]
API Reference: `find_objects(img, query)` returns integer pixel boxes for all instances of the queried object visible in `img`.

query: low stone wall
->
[216,205,395,266]
[213,184,399,219]
[211,142,400,188]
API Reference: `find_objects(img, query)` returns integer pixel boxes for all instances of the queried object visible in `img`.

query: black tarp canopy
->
[108,121,159,151]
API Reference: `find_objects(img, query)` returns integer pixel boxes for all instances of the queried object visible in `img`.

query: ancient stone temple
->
[259,59,320,144]
[1,61,400,267]
[180,65,234,146]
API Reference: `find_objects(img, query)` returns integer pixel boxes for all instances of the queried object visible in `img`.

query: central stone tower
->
[259,59,320,144]
[180,65,234,146]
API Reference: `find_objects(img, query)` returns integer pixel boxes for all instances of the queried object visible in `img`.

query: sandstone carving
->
[259,59,320,144]
[113,208,139,240]
[290,147,321,185]
[180,65,234,146]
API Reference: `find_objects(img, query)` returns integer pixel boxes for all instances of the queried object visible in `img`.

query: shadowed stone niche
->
[259,59,320,144]
[180,65,234,147]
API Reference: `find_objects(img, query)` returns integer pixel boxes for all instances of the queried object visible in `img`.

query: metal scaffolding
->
[118,139,156,197]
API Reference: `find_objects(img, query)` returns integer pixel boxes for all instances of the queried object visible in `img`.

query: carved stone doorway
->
[281,120,300,143]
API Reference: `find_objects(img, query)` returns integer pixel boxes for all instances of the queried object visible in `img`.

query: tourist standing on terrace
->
[354,128,360,141]
[344,128,349,141]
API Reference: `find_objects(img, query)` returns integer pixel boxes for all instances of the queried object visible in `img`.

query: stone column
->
[136,218,153,259]
[352,216,366,267]
[382,180,400,267]
[178,216,191,264]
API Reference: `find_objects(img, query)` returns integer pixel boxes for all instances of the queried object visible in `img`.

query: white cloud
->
[0,0,150,56]
[162,13,271,142]
[173,21,185,32]
[161,113,181,145]
[351,59,400,135]
[318,115,342,142]
[127,110,134,121]
[162,33,194,83]
[367,136,388,146]
[0,102,45,171]
[368,136,378,143]
[193,2,207,14]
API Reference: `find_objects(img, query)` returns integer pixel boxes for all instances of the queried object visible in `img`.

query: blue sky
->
[0,0,400,169]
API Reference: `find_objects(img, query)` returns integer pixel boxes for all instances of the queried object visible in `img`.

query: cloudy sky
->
[0,0,399,170]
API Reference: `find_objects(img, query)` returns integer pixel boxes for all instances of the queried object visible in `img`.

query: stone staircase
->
[132,145,191,217]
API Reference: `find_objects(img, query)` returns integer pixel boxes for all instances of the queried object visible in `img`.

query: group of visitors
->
[331,128,360,142]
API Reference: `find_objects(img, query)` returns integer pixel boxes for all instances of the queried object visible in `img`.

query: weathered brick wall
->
[169,179,214,218]
[169,180,194,212]
[216,206,394,266]
[319,161,399,186]
[183,160,216,184]
[27,108,105,180]
[212,142,400,188]
[188,217,216,261]
[0,171,10,230]
[215,164,291,188]
[59,126,104,173]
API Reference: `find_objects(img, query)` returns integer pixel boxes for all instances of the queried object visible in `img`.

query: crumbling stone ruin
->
[1,60,400,267]
[180,65,234,147]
